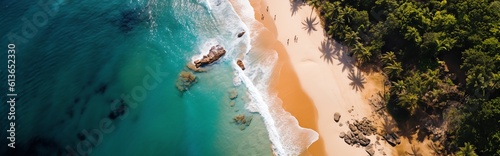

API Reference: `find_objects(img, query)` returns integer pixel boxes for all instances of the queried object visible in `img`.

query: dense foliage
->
[307,0,500,155]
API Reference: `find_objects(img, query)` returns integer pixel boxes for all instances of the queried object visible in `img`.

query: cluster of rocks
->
[339,117,377,155]
[175,71,197,92]
[233,114,253,130]
[193,45,227,68]
[420,117,446,142]
[352,117,377,136]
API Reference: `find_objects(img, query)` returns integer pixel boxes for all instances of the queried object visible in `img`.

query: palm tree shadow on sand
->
[318,39,354,72]
[319,39,339,64]
[302,16,319,34]
[337,50,354,72]
[290,0,304,16]
[348,69,366,92]
[406,145,423,156]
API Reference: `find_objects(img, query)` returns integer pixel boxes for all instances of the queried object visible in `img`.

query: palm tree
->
[398,92,419,115]
[384,61,403,78]
[307,0,321,11]
[344,31,360,48]
[352,42,371,65]
[342,6,355,23]
[322,2,337,21]
[392,80,406,93]
[359,49,372,65]
[456,142,478,156]
[381,51,396,65]
[421,69,440,89]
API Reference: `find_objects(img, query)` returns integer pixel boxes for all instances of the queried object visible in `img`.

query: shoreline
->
[246,0,324,155]
[248,0,394,155]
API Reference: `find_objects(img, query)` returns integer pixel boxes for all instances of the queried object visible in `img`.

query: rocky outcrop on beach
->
[340,117,376,147]
[176,71,197,92]
[193,45,226,68]
[237,60,245,70]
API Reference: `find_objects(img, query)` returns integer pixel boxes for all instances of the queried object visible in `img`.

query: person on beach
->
[274,15,276,20]
[267,6,269,12]
[287,39,289,45]
[261,14,264,20]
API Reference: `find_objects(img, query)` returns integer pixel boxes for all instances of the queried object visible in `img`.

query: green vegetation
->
[306,0,500,155]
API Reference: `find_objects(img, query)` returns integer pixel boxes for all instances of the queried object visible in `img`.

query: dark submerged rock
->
[175,71,197,92]
[237,31,246,38]
[233,114,253,130]
[113,6,150,33]
[96,84,107,94]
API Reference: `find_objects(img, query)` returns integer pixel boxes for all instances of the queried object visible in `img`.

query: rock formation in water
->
[236,60,245,70]
[193,45,226,68]
[113,6,149,33]
[176,71,197,92]
[228,89,238,100]
[233,114,253,130]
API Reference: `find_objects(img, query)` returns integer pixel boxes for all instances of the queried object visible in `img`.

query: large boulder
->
[384,133,401,146]
[334,112,341,122]
[358,136,371,146]
[194,45,226,68]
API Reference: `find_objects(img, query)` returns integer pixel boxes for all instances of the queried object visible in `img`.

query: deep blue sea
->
[0,0,317,155]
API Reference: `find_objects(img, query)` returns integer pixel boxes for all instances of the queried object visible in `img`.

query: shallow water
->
[1,0,274,155]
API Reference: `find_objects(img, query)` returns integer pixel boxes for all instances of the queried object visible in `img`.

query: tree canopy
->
[308,0,500,155]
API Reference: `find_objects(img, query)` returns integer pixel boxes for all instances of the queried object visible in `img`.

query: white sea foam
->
[190,38,220,63]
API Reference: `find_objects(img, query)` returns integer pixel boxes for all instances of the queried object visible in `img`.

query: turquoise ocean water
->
[0,0,318,155]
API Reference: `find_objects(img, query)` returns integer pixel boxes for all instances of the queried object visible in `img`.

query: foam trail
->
[235,67,285,154]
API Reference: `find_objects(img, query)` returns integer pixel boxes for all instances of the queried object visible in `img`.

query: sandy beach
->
[247,0,395,155]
